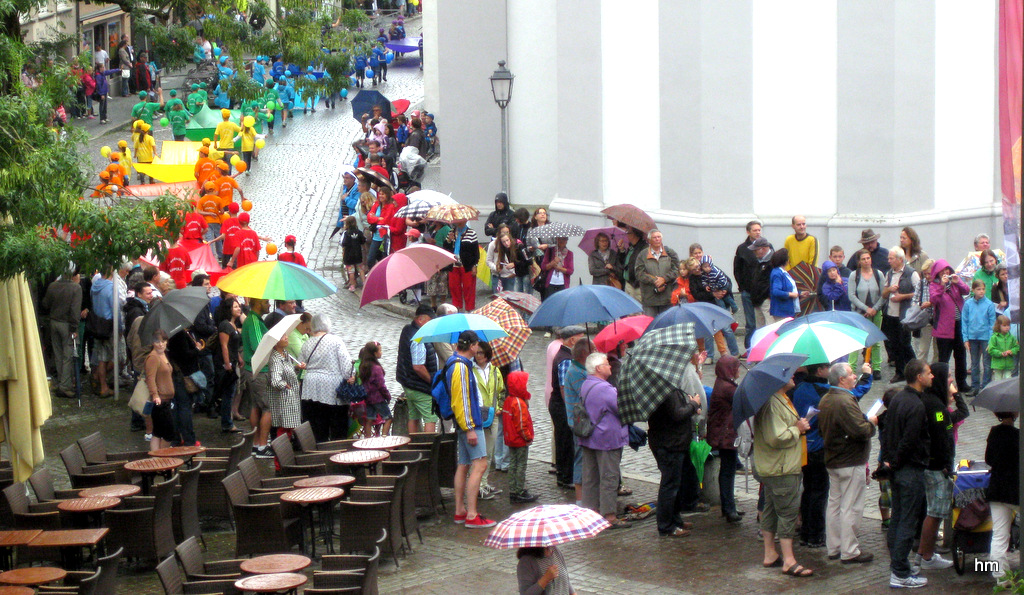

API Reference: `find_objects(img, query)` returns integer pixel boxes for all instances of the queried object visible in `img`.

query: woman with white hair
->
[300,313,355,442]
[579,352,630,528]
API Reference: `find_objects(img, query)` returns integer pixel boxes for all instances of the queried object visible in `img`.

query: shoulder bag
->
[901,275,931,331]
[571,384,606,439]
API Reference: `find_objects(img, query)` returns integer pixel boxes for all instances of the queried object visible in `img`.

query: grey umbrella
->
[972,377,1019,413]
[139,287,211,345]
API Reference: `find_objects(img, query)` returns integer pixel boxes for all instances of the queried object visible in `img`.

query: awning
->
[80,8,125,27]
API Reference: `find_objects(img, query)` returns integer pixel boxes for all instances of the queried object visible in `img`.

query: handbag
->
[336,378,366,404]
[481,406,495,429]
[120,69,130,79]
[85,311,113,339]
[129,380,150,414]
[901,279,932,331]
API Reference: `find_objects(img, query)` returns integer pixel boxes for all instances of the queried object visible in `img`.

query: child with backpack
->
[340,216,366,292]
[503,370,538,503]
[359,341,392,437]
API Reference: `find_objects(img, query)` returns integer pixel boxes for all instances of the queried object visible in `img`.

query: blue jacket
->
[338,182,361,226]
[962,295,997,341]
[818,260,852,311]
[90,277,114,320]
[769,267,799,318]
[354,56,367,71]
[93,69,120,96]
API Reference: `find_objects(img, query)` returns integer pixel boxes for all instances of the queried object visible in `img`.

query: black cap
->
[414,304,434,318]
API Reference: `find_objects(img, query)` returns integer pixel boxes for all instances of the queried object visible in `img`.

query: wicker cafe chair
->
[198,428,255,468]
[38,547,122,595]
[59,444,126,488]
[0,482,62,529]
[407,432,443,515]
[156,555,237,595]
[221,471,304,557]
[76,431,148,465]
[294,422,357,453]
[270,434,328,477]
[321,546,381,595]
[28,468,81,502]
[174,536,243,582]
[302,588,362,595]
[173,463,203,546]
[336,501,390,557]
[37,566,101,595]
[237,457,304,493]
[436,432,457,489]
[349,482,402,566]
[103,474,177,565]
[312,570,365,590]
[381,451,425,548]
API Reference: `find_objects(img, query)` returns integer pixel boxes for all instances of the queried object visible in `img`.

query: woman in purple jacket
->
[929,259,970,390]
[92,64,120,123]
[579,352,629,528]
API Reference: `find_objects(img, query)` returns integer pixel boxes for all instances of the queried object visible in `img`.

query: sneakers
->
[908,553,922,576]
[510,491,538,503]
[478,486,496,500]
[889,573,928,588]
[918,553,953,570]
[483,485,502,495]
[144,433,153,441]
[453,513,467,524]
[465,515,497,528]
[253,446,273,459]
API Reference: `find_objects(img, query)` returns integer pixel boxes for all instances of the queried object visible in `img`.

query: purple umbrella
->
[360,244,457,306]
[578,226,628,256]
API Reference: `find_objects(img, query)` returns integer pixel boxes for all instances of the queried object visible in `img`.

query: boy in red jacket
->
[503,371,538,504]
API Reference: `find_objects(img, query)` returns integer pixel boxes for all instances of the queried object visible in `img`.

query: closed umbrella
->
[250,314,303,373]
[778,310,887,346]
[217,260,337,300]
[647,302,734,339]
[526,221,585,239]
[412,313,509,344]
[732,353,808,429]
[483,504,610,549]
[139,287,212,345]
[789,262,823,317]
[494,291,541,315]
[760,321,869,365]
[0,274,51,481]
[617,323,699,424]
[690,439,712,489]
[973,377,1019,412]
[360,244,457,306]
[472,298,531,367]
[528,285,642,328]
[593,315,652,353]
[601,204,656,234]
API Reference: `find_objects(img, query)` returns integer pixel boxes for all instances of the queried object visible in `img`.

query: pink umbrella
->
[593,315,652,353]
[745,317,793,362]
[578,226,628,256]
[360,244,457,306]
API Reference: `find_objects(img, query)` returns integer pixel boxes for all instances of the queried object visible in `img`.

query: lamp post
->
[489,60,515,195]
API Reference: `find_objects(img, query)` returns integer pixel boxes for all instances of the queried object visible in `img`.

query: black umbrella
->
[351,90,392,122]
[356,166,393,190]
[732,353,808,429]
[972,377,1019,413]
[139,287,211,345]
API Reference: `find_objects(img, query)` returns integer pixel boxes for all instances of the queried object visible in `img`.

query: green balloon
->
[277,102,285,111]
[266,113,274,122]
[159,117,169,127]
[266,101,275,110]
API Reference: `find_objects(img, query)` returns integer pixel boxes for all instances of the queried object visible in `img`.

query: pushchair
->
[394,146,427,192]
[950,460,1019,575]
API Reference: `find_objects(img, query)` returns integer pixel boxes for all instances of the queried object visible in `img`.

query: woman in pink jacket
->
[928,259,970,391]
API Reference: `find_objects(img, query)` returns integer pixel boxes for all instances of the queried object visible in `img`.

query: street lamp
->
[489,60,514,194]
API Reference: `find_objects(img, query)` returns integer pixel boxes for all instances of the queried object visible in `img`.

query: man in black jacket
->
[648,388,701,537]
[880,359,932,589]
[746,238,774,331]
[734,221,772,350]
[483,193,516,238]
[619,227,647,303]
[396,304,438,433]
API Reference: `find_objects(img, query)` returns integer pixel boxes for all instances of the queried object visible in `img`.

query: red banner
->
[999,0,1023,322]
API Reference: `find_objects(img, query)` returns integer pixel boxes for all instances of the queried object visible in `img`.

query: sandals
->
[617,486,633,496]
[782,564,814,577]
[662,527,690,538]
[762,557,782,568]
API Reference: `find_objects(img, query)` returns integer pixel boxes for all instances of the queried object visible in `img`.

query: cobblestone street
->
[56,44,1000,595]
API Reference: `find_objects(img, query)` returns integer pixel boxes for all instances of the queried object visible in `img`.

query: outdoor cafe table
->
[280,487,345,558]
[123,457,184,494]
[57,497,121,528]
[234,572,307,594]
[292,475,356,489]
[0,586,33,595]
[353,436,410,450]
[148,445,206,468]
[329,450,390,481]
[78,484,140,498]
[28,529,108,571]
[239,554,311,575]
[0,531,40,571]
[0,566,66,587]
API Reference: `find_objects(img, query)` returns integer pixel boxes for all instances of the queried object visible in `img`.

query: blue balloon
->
[386,51,394,64]
[213,47,222,56]
[365,68,374,78]
[350,76,357,86]
[340,88,348,98]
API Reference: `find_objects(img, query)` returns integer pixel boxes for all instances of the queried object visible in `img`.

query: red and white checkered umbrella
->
[483,504,611,549]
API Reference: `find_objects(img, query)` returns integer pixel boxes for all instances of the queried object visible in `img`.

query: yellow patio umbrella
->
[0,274,52,481]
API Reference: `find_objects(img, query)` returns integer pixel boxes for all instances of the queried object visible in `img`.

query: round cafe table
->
[239,554,311,575]
[280,487,344,558]
[78,484,140,498]
[149,445,206,468]
[353,436,411,450]
[57,497,121,528]
[293,475,356,489]
[329,450,389,482]
[234,572,307,594]
[0,567,66,586]
[0,586,34,595]
[124,457,184,495]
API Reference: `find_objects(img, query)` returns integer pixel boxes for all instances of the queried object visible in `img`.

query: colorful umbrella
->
[646,302,734,339]
[216,260,338,301]
[495,291,542,315]
[761,321,869,366]
[690,439,712,489]
[745,317,792,363]
[425,203,479,223]
[732,353,807,429]
[250,314,303,373]
[483,504,611,549]
[472,298,531,367]
[412,313,509,344]
[789,261,822,317]
[577,226,628,255]
[617,323,699,424]
[777,311,887,346]
[526,221,585,239]
[593,315,652,353]
[601,204,656,234]
[394,191,456,219]
[529,285,642,328]
[360,244,457,306]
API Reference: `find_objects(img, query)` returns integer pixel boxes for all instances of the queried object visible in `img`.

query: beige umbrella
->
[0,274,52,481]
[250,314,303,373]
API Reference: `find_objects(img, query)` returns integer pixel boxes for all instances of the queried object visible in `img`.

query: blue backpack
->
[431,356,468,421]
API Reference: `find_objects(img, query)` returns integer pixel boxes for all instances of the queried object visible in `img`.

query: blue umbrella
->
[351,89,392,122]
[732,353,808,429]
[777,310,886,346]
[528,285,642,328]
[646,302,734,339]
[412,313,509,344]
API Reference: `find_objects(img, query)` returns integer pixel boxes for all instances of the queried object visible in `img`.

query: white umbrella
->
[250,314,302,372]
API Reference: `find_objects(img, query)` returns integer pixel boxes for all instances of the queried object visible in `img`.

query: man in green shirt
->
[131,90,163,126]
[168,104,191,141]
[186,83,205,114]
[241,298,273,458]
[164,88,184,113]
[197,82,209,105]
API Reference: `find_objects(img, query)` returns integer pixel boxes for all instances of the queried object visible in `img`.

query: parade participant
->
[230,213,273,269]
[161,234,193,290]
[198,182,225,258]
[214,109,240,170]
[181,201,208,244]
[133,122,156,184]
[163,88,184,112]
[233,115,265,171]
[167,102,191,142]
[194,145,215,183]
[186,83,204,114]
[205,201,242,268]
[130,90,163,127]
[277,235,306,267]
[107,152,129,187]
[197,81,209,105]
[214,166,245,208]
[117,140,133,174]
[274,76,295,128]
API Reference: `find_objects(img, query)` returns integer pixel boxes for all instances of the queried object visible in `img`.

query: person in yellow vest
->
[134,122,156,184]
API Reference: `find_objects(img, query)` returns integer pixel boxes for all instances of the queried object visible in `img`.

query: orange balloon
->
[242,199,253,211]
[220,212,230,223]
[235,162,248,173]
[266,243,277,255]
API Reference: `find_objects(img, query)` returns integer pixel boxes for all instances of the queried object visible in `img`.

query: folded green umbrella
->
[690,438,712,489]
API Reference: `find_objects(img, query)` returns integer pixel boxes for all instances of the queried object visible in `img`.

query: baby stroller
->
[950,460,1019,575]
[394,146,427,192]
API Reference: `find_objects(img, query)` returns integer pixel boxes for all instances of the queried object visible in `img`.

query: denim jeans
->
[741,291,756,349]
[888,466,926,578]
[366,238,384,269]
[172,375,197,446]
[968,339,992,389]
[718,448,738,516]
[799,449,829,543]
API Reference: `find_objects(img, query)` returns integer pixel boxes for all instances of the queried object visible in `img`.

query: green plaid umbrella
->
[617,323,698,424]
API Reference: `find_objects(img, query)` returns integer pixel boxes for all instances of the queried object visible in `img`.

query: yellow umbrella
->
[0,274,52,481]
[476,246,491,286]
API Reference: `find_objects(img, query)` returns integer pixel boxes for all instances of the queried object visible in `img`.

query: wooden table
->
[0,566,66,586]
[353,435,411,450]
[239,554,311,575]
[280,488,344,558]
[292,475,356,489]
[29,529,108,571]
[234,572,307,594]
[78,484,140,499]
[57,497,121,528]
[149,445,206,468]
[330,450,390,482]
[0,586,34,595]
[0,531,41,571]
[124,457,184,494]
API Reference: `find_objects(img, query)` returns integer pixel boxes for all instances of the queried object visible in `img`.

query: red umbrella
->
[600,204,656,234]
[360,245,457,306]
[593,315,653,353]
[390,98,411,115]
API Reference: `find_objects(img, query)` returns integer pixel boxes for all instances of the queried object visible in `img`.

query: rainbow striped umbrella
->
[761,321,868,365]
[483,505,611,549]
[216,260,337,300]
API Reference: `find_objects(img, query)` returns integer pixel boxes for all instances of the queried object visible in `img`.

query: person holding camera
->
[927,259,971,391]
